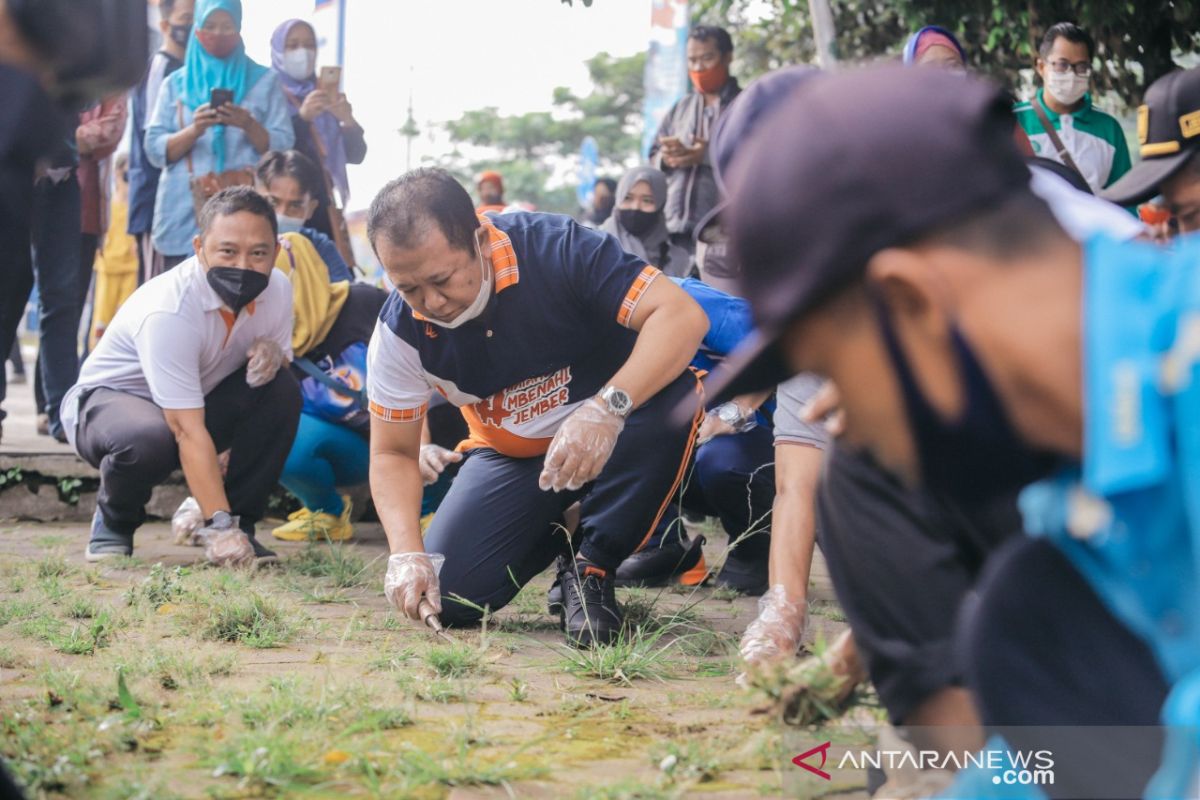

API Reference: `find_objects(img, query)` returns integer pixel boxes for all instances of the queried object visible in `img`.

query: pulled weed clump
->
[124,563,189,608]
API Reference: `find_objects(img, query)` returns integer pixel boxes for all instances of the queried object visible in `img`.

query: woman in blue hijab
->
[145,0,294,266]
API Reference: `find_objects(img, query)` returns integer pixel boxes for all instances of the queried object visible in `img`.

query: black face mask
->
[618,208,658,237]
[872,297,1060,504]
[205,266,269,313]
[169,23,191,48]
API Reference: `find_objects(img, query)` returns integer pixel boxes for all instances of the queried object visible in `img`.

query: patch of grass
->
[33,534,70,549]
[0,644,26,669]
[0,597,37,626]
[110,647,237,690]
[20,609,118,655]
[653,738,725,785]
[393,735,546,791]
[197,593,297,648]
[35,554,73,580]
[507,678,528,702]
[65,596,98,619]
[709,585,743,602]
[425,641,482,678]
[207,731,324,794]
[284,543,372,589]
[124,563,189,607]
[558,626,682,685]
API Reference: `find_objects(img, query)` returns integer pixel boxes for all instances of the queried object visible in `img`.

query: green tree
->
[694,0,1200,106]
[438,50,646,214]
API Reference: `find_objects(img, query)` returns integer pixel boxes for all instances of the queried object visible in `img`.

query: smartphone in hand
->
[318,66,342,93]
[210,88,234,109]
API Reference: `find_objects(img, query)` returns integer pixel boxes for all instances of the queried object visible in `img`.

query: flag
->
[642,0,690,158]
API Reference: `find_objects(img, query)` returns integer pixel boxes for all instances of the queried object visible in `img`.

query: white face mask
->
[423,238,493,329]
[1044,70,1089,107]
[276,213,305,234]
[282,48,316,82]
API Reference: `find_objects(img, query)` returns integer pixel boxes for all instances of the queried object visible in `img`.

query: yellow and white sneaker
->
[271,496,354,542]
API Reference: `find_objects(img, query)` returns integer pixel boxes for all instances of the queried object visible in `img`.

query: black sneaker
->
[714,550,769,595]
[246,534,278,566]
[615,534,705,588]
[547,578,564,617]
[556,555,622,648]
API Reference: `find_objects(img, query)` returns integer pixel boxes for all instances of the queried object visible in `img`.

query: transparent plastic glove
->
[418,444,462,486]
[171,496,204,546]
[384,552,445,620]
[245,339,286,388]
[739,584,809,666]
[538,398,625,493]
[197,516,255,567]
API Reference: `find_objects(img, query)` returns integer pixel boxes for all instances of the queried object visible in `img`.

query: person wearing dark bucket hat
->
[1102,66,1200,234]
[716,64,1200,799]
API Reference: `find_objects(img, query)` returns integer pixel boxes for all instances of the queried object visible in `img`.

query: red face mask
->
[689,62,729,94]
[196,30,241,59]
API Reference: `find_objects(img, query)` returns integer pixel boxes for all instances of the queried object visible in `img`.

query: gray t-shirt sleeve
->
[773,373,829,449]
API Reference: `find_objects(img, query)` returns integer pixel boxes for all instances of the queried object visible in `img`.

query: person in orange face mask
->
[649,25,739,259]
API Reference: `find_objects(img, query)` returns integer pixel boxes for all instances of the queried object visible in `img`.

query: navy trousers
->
[424,371,701,625]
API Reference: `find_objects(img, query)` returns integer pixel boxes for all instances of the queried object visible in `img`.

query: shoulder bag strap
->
[1032,100,1085,179]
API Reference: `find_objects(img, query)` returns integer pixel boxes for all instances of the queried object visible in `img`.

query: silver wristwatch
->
[598,385,634,419]
[207,510,235,530]
[715,401,757,433]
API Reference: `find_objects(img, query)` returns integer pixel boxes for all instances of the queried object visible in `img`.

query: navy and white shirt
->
[367,212,660,458]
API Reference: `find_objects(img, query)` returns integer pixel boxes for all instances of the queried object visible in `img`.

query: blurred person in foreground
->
[712,65,1190,798]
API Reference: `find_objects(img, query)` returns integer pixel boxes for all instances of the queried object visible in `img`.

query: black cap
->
[1101,67,1200,207]
[704,66,1031,400]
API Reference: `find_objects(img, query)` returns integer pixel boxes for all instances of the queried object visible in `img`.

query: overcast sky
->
[240,0,654,210]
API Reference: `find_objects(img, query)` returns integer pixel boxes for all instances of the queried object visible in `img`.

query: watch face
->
[604,387,633,416]
[718,404,741,425]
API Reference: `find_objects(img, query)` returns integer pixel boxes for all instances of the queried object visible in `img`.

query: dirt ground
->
[0,517,872,799]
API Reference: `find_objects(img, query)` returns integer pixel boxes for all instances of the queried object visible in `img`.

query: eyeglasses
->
[1047,59,1092,77]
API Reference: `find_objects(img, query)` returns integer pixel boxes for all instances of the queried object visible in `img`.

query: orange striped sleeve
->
[368,401,428,423]
[617,266,662,327]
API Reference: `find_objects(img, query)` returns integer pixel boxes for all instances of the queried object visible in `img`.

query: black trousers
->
[961,537,1169,799]
[74,367,301,535]
[424,370,702,625]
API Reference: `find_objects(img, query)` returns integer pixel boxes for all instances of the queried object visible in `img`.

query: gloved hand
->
[384,552,445,620]
[171,496,204,546]
[739,584,808,666]
[418,444,462,486]
[196,513,255,567]
[538,398,625,493]
[245,339,286,388]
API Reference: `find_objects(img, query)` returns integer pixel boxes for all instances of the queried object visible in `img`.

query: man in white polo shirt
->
[61,186,299,565]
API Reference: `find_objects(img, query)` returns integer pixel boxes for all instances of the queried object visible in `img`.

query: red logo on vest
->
[792,742,832,780]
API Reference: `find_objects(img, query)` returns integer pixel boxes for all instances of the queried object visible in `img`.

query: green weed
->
[197,593,297,648]
[425,641,482,678]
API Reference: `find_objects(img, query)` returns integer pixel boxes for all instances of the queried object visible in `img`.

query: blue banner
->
[642,0,690,159]
[577,136,600,208]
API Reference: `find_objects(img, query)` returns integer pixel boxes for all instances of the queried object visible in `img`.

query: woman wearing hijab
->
[270,19,366,256]
[902,24,1035,158]
[602,166,690,278]
[145,0,293,269]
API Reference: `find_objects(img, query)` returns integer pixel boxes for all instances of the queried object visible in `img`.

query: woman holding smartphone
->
[145,0,294,269]
[270,19,367,260]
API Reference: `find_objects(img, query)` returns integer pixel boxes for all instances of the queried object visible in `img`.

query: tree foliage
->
[438,51,646,214]
[693,0,1200,106]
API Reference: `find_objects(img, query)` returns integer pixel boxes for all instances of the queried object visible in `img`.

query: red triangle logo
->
[792,741,832,780]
